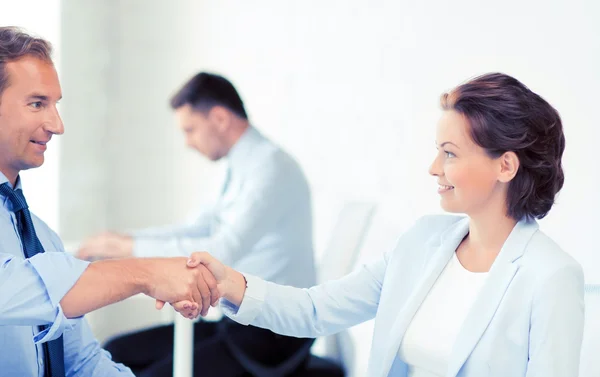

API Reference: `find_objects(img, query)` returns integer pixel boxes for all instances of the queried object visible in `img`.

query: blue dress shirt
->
[0,173,133,377]
[132,127,316,288]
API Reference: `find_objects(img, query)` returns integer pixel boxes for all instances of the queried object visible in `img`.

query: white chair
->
[580,284,600,377]
[172,201,376,377]
[288,202,375,376]
[304,201,377,376]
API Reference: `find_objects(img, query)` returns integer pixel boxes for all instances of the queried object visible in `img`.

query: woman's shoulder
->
[413,213,465,228]
[522,228,583,278]
[407,214,466,238]
[388,214,466,254]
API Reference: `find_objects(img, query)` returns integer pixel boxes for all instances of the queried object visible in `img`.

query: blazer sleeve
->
[220,214,457,339]
[526,262,585,377]
[221,253,388,338]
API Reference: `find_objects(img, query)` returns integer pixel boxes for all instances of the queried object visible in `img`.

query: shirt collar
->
[0,171,22,191]
[226,126,263,172]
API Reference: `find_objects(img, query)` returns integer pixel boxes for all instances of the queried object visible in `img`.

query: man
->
[0,27,216,377]
[78,72,317,376]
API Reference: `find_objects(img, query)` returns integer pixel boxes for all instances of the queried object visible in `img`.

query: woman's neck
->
[467,212,517,256]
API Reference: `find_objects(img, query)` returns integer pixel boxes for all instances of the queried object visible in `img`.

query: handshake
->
[140,252,243,319]
[75,235,247,320]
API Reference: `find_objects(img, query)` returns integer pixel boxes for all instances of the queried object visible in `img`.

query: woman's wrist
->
[222,266,247,306]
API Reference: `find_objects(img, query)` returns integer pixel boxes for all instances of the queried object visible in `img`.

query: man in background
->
[78,72,317,376]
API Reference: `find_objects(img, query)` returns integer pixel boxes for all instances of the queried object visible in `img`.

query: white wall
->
[58,1,600,375]
[64,0,600,267]
[162,0,600,277]
[0,0,61,231]
[59,0,224,242]
[178,2,599,374]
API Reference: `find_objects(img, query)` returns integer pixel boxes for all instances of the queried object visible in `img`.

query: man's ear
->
[208,106,230,132]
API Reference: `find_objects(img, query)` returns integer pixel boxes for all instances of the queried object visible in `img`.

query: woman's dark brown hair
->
[441,73,565,220]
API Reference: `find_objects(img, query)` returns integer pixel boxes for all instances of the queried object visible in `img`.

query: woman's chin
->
[439,200,462,214]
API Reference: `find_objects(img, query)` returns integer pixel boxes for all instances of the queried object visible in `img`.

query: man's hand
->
[142,257,219,318]
[165,252,247,319]
[77,232,133,260]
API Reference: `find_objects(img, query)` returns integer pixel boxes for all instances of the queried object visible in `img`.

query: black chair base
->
[289,355,345,377]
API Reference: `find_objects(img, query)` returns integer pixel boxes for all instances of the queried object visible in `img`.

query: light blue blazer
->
[224,215,585,377]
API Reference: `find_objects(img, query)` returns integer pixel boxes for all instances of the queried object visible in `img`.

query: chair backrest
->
[317,202,376,376]
[581,284,600,377]
[318,202,377,282]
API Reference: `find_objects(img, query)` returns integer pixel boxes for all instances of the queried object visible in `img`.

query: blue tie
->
[0,183,65,377]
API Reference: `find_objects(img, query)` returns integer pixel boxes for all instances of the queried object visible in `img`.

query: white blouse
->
[398,252,489,377]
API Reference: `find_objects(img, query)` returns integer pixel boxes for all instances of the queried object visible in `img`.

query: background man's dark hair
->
[170,72,248,120]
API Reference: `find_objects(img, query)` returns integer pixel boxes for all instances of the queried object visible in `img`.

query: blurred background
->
[2,0,599,375]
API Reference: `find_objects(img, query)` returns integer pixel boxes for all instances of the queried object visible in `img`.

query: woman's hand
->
[157,252,247,319]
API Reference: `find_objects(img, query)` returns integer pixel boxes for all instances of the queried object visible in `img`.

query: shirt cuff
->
[33,304,80,344]
[27,252,90,307]
[220,273,267,325]
[27,253,89,343]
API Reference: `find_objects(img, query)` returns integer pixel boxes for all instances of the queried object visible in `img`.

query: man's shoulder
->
[30,213,64,252]
[245,137,306,182]
[30,212,52,231]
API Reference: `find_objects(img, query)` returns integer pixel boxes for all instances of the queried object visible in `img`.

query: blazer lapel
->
[446,219,539,377]
[445,261,519,377]
[379,217,470,376]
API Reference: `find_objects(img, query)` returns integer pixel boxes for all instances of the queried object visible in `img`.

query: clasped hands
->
[150,252,231,320]
[77,234,235,318]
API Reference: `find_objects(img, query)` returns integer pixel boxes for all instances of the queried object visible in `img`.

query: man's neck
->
[224,121,250,154]
[0,166,19,188]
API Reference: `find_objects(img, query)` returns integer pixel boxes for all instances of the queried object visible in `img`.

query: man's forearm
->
[60,258,151,318]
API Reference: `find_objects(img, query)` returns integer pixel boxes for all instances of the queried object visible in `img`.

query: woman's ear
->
[498,151,520,183]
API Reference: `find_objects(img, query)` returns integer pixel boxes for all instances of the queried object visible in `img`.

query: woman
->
[178,73,585,377]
